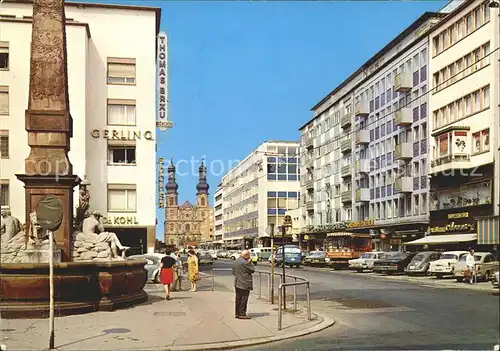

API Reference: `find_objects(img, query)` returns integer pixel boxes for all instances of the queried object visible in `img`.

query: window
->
[0,42,8,70]
[0,130,8,158]
[107,185,137,212]
[108,144,136,165]
[0,180,9,207]
[107,99,136,126]
[483,86,490,108]
[0,86,8,115]
[107,58,136,85]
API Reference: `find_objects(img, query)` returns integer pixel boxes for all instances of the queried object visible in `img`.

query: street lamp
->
[489,0,499,8]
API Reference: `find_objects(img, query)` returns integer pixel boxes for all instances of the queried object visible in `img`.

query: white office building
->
[212,184,224,247]
[0,1,161,253]
[221,141,300,249]
[299,11,447,251]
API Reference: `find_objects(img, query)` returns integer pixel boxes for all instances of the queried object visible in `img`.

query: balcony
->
[306,200,314,211]
[305,137,314,149]
[341,138,352,153]
[395,176,412,193]
[355,188,370,202]
[355,129,370,144]
[305,178,314,190]
[394,142,412,160]
[430,153,471,173]
[355,101,369,117]
[394,107,412,126]
[340,113,352,128]
[341,191,352,203]
[355,159,371,174]
[341,164,352,178]
[394,72,412,93]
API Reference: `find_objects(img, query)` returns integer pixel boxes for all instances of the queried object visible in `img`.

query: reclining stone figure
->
[81,211,130,259]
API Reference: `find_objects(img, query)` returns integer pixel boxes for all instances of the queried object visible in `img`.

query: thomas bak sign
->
[157,31,172,131]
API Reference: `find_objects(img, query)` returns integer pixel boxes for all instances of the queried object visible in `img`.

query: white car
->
[230,251,241,260]
[348,252,386,272]
[454,252,499,282]
[429,251,468,279]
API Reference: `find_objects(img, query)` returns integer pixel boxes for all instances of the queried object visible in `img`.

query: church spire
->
[166,158,178,195]
[196,159,209,195]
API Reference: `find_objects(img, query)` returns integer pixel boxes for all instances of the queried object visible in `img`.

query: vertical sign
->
[158,157,165,208]
[157,31,172,131]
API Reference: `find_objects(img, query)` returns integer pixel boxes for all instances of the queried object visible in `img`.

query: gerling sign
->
[157,31,172,131]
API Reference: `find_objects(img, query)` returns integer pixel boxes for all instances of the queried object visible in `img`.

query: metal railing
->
[210,268,312,331]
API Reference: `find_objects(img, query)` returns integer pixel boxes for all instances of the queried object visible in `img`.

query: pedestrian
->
[171,248,184,291]
[465,248,476,284]
[187,249,199,292]
[232,250,255,320]
[159,250,177,300]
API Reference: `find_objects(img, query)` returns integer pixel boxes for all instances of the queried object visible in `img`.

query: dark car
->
[373,252,417,274]
[303,251,327,267]
[405,251,441,275]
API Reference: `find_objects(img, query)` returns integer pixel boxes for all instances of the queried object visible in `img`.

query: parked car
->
[373,252,416,274]
[428,251,468,279]
[126,254,161,283]
[303,251,328,267]
[348,252,386,272]
[208,250,218,260]
[405,251,441,275]
[454,252,499,282]
[492,271,499,289]
[216,250,229,259]
[229,251,241,260]
[198,251,214,265]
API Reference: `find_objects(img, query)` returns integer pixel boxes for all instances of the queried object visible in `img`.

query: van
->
[250,247,272,261]
[273,245,302,268]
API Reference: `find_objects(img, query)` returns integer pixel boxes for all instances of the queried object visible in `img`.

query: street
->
[211,260,499,350]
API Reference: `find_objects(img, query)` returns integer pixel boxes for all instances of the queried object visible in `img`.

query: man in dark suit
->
[232,250,255,319]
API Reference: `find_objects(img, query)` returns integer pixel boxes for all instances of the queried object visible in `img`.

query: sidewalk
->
[0,279,333,351]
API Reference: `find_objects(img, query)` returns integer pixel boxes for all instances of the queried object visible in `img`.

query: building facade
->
[299,12,446,251]
[164,160,213,248]
[0,1,160,254]
[221,141,300,249]
[425,0,499,252]
[212,184,224,247]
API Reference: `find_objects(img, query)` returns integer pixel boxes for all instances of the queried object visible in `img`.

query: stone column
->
[16,0,80,262]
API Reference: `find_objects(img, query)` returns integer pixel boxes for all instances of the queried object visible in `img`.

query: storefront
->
[103,215,151,255]
[476,216,499,259]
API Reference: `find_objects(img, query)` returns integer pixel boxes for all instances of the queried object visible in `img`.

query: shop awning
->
[477,217,499,245]
[404,233,477,245]
[327,232,371,238]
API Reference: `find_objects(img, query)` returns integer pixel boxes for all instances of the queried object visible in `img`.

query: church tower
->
[196,160,209,207]
[166,158,179,207]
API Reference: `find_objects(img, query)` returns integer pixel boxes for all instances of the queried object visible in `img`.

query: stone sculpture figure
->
[74,182,90,231]
[81,211,130,259]
[1,210,22,245]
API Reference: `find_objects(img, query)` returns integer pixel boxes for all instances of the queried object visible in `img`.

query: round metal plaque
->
[36,195,63,231]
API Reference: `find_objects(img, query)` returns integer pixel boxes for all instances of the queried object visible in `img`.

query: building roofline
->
[0,17,91,37]
[301,11,445,131]
[264,140,300,144]
[427,0,474,35]
[4,0,162,36]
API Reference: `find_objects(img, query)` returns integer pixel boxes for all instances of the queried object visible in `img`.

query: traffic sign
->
[283,215,292,228]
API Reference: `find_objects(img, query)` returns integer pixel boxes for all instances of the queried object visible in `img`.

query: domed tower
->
[196,160,209,207]
[166,158,179,207]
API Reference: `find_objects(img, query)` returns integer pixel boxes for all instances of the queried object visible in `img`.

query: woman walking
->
[187,249,199,292]
[159,250,177,300]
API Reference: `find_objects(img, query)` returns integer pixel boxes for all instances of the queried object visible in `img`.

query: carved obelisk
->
[16,0,80,261]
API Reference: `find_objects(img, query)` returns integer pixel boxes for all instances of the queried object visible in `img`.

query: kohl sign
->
[156,31,172,131]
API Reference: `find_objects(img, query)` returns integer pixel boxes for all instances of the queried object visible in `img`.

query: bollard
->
[211,269,214,292]
[306,282,311,321]
[278,284,283,331]
[258,272,262,300]
[293,277,297,311]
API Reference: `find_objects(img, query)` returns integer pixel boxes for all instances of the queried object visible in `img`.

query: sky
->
[91,0,448,239]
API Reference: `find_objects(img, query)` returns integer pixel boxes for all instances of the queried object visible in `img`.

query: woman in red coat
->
[159,250,176,300]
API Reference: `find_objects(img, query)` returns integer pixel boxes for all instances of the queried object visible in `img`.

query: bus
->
[325,233,372,269]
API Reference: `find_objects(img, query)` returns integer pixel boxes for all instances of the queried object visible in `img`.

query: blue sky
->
[90,0,448,239]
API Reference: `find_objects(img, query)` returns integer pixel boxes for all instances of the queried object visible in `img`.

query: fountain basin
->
[0,260,148,318]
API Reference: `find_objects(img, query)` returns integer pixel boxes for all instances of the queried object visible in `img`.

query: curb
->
[123,311,335,351]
